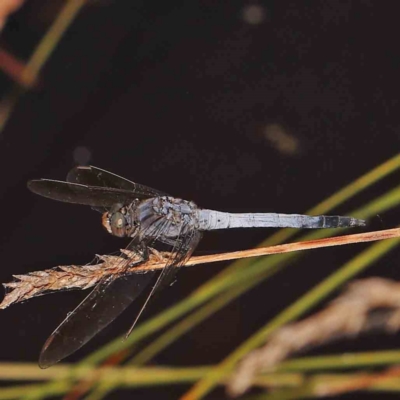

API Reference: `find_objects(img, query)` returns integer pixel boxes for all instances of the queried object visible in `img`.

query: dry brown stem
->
[1,228,399,310]
[0,250,156,309]
[227,278,400,397]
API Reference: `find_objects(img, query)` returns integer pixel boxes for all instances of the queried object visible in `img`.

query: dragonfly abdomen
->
[197,210,366,230]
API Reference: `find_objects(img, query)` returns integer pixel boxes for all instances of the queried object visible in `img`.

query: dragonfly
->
[28,165,366,368]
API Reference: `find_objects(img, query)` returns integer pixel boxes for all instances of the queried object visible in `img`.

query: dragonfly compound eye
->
[110,212,128,237]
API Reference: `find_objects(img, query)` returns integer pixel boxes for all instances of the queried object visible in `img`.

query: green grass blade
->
[223,152,400,274]
[181,230,400,399]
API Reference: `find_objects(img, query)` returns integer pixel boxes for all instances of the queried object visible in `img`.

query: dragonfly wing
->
[39,259,156,368]
[27,179,142,207]
[152,229,202,294]
[67,166,167,196]
[66,166,167,213]
[39,198,202,366]
[124,222,202,337]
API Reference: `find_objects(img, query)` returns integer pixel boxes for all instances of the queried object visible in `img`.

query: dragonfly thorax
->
[102,197,199,239]
[135,196,199,239]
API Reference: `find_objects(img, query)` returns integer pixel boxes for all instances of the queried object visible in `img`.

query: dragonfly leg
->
[148,247,169,263]
[129,243,149,266]
[119,243,150,270]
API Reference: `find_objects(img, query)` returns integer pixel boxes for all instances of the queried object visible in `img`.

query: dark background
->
[0,1,400,399]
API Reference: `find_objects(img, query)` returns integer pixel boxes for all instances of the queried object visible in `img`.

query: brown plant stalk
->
[1,228,399,310]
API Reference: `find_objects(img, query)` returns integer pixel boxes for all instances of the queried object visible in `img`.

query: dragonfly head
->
[102,203,136,238]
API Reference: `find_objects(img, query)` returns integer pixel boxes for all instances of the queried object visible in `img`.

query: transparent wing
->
[28,166,167,208]
[67,166,167,196]
[65,166,167,213]
[124,222,202,337]
[27,179,152,207]
[152,229,202,295]
[39,211,202,367]
[38,244,156,369]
